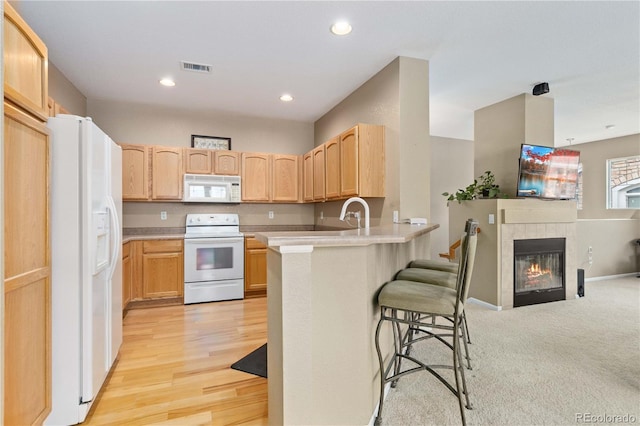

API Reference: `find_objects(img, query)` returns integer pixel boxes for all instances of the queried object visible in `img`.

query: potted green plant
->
[442,171,505,203]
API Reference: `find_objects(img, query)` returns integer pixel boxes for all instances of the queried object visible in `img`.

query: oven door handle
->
[184,237,245,245]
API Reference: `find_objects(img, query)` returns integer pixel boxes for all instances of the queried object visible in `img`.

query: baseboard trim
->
[585,272,639,282]
[468,297,502,311]
[368,382,392,426]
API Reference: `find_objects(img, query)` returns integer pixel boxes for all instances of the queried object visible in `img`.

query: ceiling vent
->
[180,61,212,73]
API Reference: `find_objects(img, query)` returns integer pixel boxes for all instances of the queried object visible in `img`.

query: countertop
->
[254,223,439,248]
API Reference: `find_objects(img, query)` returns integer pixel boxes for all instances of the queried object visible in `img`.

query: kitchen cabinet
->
[214,151,241,175]
[183,149,241,176]
[324,137,340,199]
[241,152,271,202]
[141,240,184,299]
[313,145,326,201]
[152,146,183,200]
[122,242,132,309]
[47,96,70,117]
[184,148,212,174]
[272,154,300,202]
[4,2,48,122]
[3,2,52,424]
[340,124,385,198]
[303,151,313,202]
[121,144,150,200]
[244,237,267,298]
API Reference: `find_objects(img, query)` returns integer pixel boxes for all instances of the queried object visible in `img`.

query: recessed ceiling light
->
[330,21,352,36]
[280,94,294,102]
[159,78,176,87]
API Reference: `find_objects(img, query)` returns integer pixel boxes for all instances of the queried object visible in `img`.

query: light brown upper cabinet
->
[272,154,300,202]
[121,144,150,200]
[303,151,314,202]
[313,145,326,201]
[152,147,183,200]
[324,136,341,199]
[340,124,385,198]
[241,152,271,202]
[4,1,48,122]
[214,151,241,175]
[184,148,212,174]
[47,96,70,118]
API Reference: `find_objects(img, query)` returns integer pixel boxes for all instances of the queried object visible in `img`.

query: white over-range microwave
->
[183,174,241,203]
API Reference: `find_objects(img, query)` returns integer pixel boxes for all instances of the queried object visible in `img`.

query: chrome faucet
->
[339,197,370,229]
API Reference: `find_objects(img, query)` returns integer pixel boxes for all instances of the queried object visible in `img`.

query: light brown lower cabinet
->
[122,242,132,308]
[129,239,184,302]
[244,237,267,298]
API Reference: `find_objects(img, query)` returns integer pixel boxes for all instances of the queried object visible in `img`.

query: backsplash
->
[122,201,315,228]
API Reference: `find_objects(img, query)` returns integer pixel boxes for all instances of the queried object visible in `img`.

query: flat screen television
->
[517,144,580,200]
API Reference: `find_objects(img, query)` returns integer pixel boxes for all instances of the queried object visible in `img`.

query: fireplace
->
[513,238,565,307]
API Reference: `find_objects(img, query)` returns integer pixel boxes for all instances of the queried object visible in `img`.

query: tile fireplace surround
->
[449,199,578,309]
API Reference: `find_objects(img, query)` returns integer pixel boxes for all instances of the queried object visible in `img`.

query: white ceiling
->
[14,1,640,146]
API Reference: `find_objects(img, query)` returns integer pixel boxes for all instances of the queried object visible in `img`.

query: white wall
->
[430,136,474,259]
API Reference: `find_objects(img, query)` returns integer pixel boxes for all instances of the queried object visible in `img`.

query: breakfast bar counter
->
[254,223,439,425]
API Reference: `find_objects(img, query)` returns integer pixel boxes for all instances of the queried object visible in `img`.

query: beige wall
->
[86,99,315,228]
[430,136,474,259]
[49,62,87,116]
[575,133,639,220]
[474,93,554,196]
[573,133,640,277]
[313,56,431,230]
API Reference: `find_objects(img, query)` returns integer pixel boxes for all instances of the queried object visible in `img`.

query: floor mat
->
[230,343,267,378]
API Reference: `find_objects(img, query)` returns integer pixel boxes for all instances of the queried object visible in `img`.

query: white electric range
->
[183,213,244,304]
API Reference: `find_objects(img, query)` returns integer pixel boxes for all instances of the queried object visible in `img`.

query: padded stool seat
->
[396,267,456,288]
[378,279,460,314]
[409,259,458,274]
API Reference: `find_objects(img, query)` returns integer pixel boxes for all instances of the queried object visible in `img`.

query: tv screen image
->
[517,144,580,199]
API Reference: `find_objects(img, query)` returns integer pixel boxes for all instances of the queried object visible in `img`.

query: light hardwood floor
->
[85,297,268,425]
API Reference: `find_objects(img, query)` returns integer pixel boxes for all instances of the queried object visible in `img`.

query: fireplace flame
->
[526,262,553,283]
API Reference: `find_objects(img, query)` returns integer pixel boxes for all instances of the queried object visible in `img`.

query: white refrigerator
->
[46,115,123,425]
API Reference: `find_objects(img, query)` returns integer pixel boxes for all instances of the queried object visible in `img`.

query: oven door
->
[184,236,244,283]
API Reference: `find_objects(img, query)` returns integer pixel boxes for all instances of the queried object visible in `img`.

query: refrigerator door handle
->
[106,195,121,281]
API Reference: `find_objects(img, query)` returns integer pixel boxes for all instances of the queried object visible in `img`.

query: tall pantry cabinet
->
[3,2,52,424]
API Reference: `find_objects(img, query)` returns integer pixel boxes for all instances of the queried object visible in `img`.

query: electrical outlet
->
[488,214,495,224]
[268,211,274,219]
[160,211,167,220]
[393,210,399,223]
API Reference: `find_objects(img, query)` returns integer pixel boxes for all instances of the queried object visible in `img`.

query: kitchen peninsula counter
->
[254,223,439,248]
[254,223,439,425]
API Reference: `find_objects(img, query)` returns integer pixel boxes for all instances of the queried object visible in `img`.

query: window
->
[607,155,640,209]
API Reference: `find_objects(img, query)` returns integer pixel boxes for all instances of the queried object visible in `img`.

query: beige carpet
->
[381,276,640,425]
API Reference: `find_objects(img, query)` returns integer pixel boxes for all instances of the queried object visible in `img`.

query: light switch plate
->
[488,214,495,224]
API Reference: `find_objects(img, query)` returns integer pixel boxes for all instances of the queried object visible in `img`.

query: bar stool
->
[395,265,473,349]
[374,219,478,426]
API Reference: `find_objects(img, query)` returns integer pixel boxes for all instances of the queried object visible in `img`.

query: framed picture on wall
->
[191,134,231,150]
